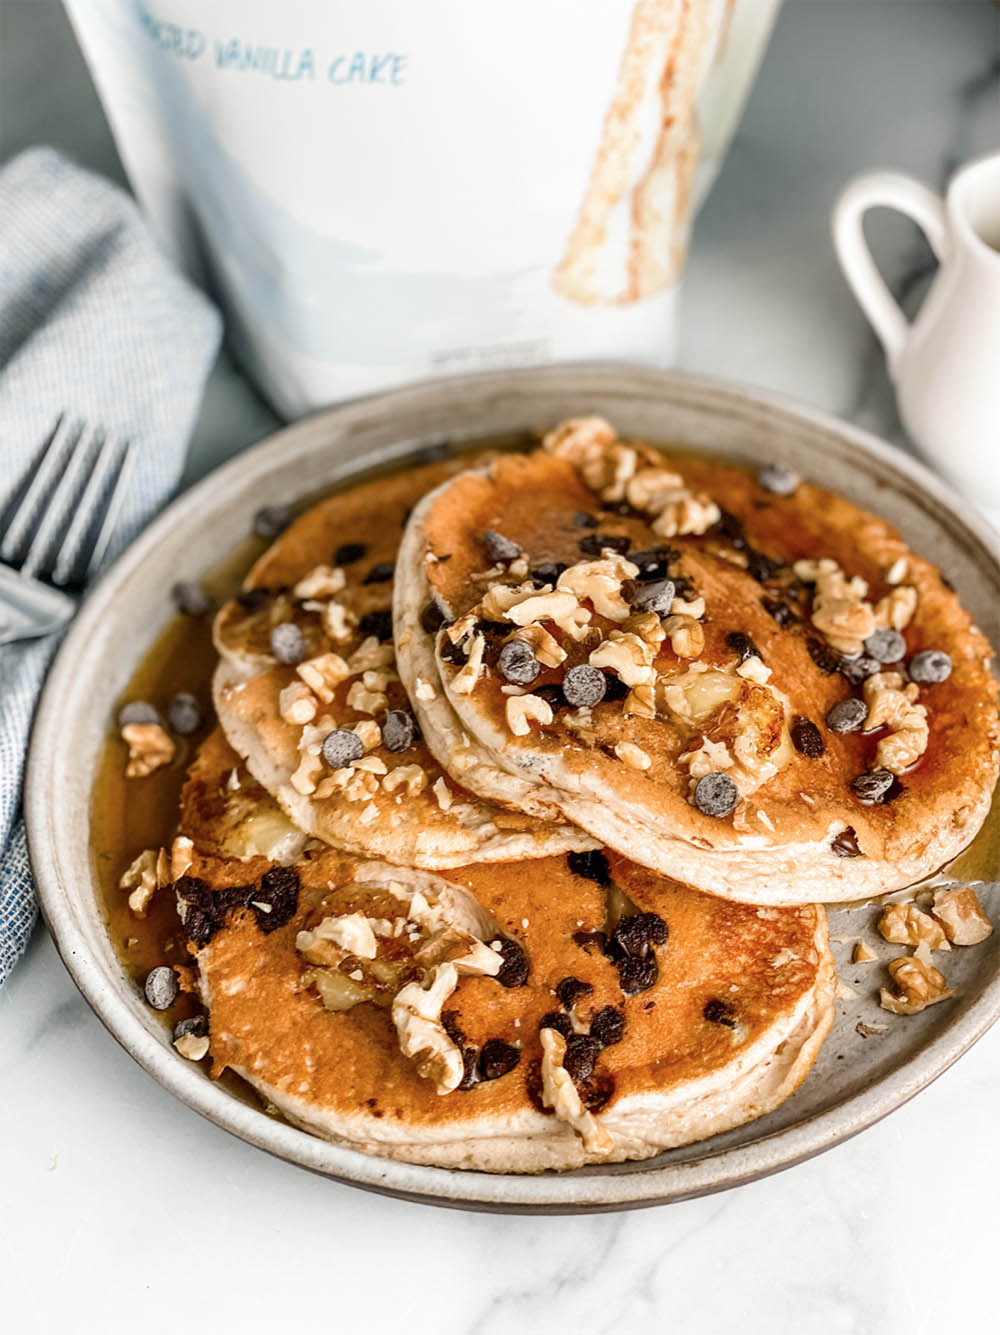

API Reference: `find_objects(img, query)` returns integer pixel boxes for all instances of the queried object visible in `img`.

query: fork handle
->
[0,564,76,646]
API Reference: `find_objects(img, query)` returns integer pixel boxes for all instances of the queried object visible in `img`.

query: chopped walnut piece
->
[347,637,395,674]
[122,723,175,778]
[809,564,877,655]
[852,941,877,964]
[279,679,319,724]
[877,902,949,952]
[614,741,651,771]
[119,849,159,918]
[886,557,909,585]
[290,749,324,795]
[557,554,638,621]
[874,585,918,632]
[297,652,350,704]
[589,630,657,686]
[512,623,566,668]
[623,610,666,650]
[624,682,657,719]
[651,492,721,538]
[174,1032,210,1061]
[382,764,428,795]
[931,887,993,945]
[863,673,929,774]
[880,956,954,1014]
[541,415,617,461]
[624,466,685,513]
[539,1026,613,1153]
[170,836,193,880]
[293,565,345,599]
[414,677,436,702]
[353,755,388,775]
[432,776,454,811]
[480,581,537,621]
[321,601,357,642]
[504,588,579,628]
[346,678,388,715]
[662,614,705,659]
[506,692,554,736]
[451,632,486,695]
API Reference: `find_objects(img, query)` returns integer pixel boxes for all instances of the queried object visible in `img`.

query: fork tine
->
[20,424,103,580]
[50,432,122,586]
[83,441,134,580]
[0,416,80,565]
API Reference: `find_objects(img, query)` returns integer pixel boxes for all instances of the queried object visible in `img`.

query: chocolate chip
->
[181,907,215,946]
[763,597,797,628]
[253,505,292,539]
[562,664,607,708]
[703,998,737,1028]
[791,716,825,758]
[617,955,658,995]
[579,533,631,557]
[864,627,906,663]
[839,652,882,686]
[495,938,530,988]
[851,769,897,803]
[171,580,211,616]
[270,622,306,664]
[693,772,739,817]
[807,637,843,675]
[539,1011,574,1038]
[567,849,611,886]
[498,639,541,685]
[555,976,594,1009]
[175,875,212,909]
[631,578,675,616]
[563,1035,602,1082]
[252,866,299,932]
[363,561,395,584]
[746,551,783,584]
[910,649,952,684]
[481,529,522,563]
[758,464,800,496]
[420,595,452,633]
[531,561,567,584]
[573,511,600,528]
[236,586,272,612]
[173,1015,207,1041]
[590,1006,625,1047]
[144,966,178,1011]
[358,608,393,641]
[630,546,677,578]
[713,509,746,547]
[118,701,160,728]
[831,827,863,858]
[479,1039,521,1081]
[322,728,365,767]
[440,634,470,666]
[456,1048,479,1091]
[612,912,668,958]
[167,693,202,735]
[826,698,868,732]
[334,541,366,565]
[725,630,762,665]
[382,710,416,753]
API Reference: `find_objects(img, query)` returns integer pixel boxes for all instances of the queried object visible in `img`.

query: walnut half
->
[931,887,993,945]
[880,956,954,1015]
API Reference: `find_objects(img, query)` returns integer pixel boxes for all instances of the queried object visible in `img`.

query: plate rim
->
[26,362,1000,1212]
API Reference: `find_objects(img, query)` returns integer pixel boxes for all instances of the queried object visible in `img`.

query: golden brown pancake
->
[394,419,1000,905]
[175,734,835,1172]
[212,456,596,868]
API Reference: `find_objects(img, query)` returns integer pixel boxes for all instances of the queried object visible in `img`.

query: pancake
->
[175,736,835,1173]
[212,456,596,868]
[394,418,1000,906]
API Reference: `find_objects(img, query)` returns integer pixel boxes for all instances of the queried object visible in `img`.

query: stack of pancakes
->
[171,422,997,1172]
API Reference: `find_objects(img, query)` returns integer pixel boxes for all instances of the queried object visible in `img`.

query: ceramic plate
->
[26,365,1000,1212]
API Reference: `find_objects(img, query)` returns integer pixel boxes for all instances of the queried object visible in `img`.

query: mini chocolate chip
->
[322,728,365,767]
[703,998,737,1028]
[479,1038,521,1081]
[118,701,160,728]
[440,634,470,666]
[693,772,739,818]
[175,875,212,909]
[539,1011,574,1038]
[617,955,658,995]
[563,1035,602,1082]
[851,768,897,803]
[236,586,272,612]
[601,673,629,702]
[173,1015,208,1041]
[567,849,611,886]
[457,1048,480,1091]
[171,580,210,616]
[864,627,907,663]
[363,561,395,584]
[270,622,306,664]
[758,464,800,496]
[791,716,825,758]
[495,937,530,988]
[910,649,952,684]
[590,1006,625,1047]
[476,619,511,637]
[420,596,452,633]
[531,561,568,584]
[725,630,762,665]
[555,977,594,1009]
[579,533,631,557]
[746,550,783,584]
[481,529,522,563]
[831,826,863,858]
[631,578,675,616]
[382,710,416,753]
[713,509,747,547]
[807,637,843,675]
[182,907,215,947]
[358,608,393,641]
[839,652,882,686]
[763,597,797,628]
[630,546,677,578]
[826,698,868,732]
[334,541,366,565]
[252,866,299,932]
[562,664,607,708]
[167,693,202,736]
[498,639,541,685]
[144,966,178,1011]
[612,913,668,958]
[574,511,600,528]
[253,505,292,539]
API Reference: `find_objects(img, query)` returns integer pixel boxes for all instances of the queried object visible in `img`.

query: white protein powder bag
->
[65,0,780,417]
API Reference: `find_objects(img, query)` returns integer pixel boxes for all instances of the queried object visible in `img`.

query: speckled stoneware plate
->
[27,365,1000,1213]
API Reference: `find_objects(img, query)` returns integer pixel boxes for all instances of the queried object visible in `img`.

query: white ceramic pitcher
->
[833,153,1000,512]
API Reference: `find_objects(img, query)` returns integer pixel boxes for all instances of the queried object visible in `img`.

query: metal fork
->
[0,417,133,646]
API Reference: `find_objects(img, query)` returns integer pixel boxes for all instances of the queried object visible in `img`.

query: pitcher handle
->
[832,171,949,378]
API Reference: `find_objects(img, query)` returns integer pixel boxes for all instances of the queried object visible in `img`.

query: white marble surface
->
[2,2,999,1331]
